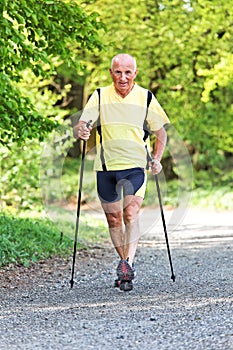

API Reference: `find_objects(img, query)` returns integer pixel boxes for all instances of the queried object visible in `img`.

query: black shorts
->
[97,167,146,203]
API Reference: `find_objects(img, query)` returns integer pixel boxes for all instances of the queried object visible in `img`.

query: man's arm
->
[150,126,167,175]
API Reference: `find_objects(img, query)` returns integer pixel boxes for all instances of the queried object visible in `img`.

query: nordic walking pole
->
[154,173,175,282]
[70,120,92,289]
[149,155,176,282]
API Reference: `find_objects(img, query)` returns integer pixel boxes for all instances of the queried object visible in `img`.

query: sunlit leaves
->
[1,0,105,146]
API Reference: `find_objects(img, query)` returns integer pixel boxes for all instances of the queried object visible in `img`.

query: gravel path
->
[0,208,233,350]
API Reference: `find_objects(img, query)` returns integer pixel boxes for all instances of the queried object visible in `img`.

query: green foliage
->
[0,0,106,145]
[61,157,98,203]
[0,213,73,267]
[191,186,233,211]
[1,0,105,78]
[0,211,108,267]
[145,178,180,208]
[1,141,43,210]
[1,123,78,211]
[1,68,72,146]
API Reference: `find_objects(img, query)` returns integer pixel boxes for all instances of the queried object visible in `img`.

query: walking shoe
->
[114,278,134,291]
[119,280,133,292]
[115,259,136,291]
[116,259,135,282]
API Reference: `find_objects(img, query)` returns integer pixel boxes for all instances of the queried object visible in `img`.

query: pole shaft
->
[70,140,86,288]
[70,120,92,288]
[155,174,175,282]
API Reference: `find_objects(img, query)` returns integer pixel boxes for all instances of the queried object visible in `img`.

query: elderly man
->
[74,53,170,291]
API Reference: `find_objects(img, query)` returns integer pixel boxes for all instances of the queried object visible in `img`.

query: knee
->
[106,212,122,228]
[123,196,143,224]
[123,208,136,225]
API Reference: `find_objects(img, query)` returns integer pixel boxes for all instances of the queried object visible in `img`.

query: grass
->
[0,211,108,267]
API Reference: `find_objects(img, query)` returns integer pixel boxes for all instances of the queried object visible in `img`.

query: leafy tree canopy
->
[0,0,105,146]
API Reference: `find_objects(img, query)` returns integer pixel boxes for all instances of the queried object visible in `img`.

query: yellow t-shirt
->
[80,84,170,171]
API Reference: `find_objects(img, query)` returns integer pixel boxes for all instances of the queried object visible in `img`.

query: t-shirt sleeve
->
[147,95,170,131]
[79,90,99,124]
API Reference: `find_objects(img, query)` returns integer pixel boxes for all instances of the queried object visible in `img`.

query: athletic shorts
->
[96,167,147,203]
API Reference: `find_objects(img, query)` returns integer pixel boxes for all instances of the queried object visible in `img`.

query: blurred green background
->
[1,0,232,266]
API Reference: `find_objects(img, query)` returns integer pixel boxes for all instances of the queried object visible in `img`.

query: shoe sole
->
[119,280,133,292]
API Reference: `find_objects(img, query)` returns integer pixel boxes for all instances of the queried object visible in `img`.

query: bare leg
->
[101,200,125,259]
[101,196,143,265]
[123,195,143,266]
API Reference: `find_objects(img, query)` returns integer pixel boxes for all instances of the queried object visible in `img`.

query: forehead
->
[112,58,135,71]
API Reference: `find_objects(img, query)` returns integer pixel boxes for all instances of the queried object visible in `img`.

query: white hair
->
[111,54,137,70]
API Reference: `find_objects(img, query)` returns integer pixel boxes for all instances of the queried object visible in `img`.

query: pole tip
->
[70,279,74,289]
[171,274,176,282]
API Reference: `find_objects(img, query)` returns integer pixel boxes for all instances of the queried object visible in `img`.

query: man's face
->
[110,57,138,97]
